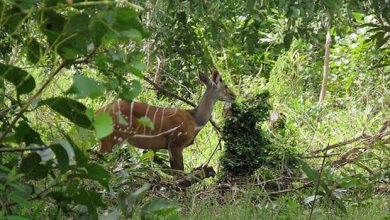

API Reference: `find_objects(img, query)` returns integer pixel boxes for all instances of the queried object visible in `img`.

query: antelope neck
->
[191,86,218,127]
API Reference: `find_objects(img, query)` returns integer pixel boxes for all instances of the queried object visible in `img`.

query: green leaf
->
[128,53,146,78]
[0,63,35,95]
[27,39,44,64]
[130,183,150,204]
[19,153,48,180]
[301,161,319,182]
[58,13,97,59]
[40,97,91,128]
[51,144,69,171]
[73,188,104,220]
[7,0,35,11]
[352,12,364,23]
[73,163,110,190]
[93,112,114,139]
[2,6,27,34]
[67,75,105,99]
[8,193,31,207]
[137,117,154,129]
[119,80,142,102]
[40,10,65,46]
[14,121,44,145]
[141,198,179,220]
[102,8,144,41]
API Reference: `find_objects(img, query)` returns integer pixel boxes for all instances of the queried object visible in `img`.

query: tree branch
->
[0,144,51,153]
[0,51,96,143]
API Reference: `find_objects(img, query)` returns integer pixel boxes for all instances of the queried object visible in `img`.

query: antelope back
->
[96,100,197,153]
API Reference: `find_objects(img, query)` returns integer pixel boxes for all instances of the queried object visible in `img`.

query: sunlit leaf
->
[138,117,154,129]
[67,75,104,99]
[93,112,113,139]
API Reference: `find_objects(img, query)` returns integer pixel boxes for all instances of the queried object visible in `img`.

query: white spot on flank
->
[118,137,123,142]
[113,136,117,140]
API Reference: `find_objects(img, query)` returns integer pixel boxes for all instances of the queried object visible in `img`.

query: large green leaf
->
[93,112,113,139]
[2,6,27,34]
[14,121,44,145]
[0,63,35,95]
[141,198,179,220]
[40,97,92,128]
[19,153,48,180]
[67,75,105,99]
[27,39,44,64]
[6,0,35,11]
[40,10,65,46]
[51,144,69,171]
[58,14,96,59]
[100,8,144,42]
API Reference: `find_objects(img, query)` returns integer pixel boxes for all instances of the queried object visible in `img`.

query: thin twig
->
[202,139,222,166]
[309,150,327,220]
[0,61,67,143]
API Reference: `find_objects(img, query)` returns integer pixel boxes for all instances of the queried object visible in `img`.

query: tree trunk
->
[318,16,332,104]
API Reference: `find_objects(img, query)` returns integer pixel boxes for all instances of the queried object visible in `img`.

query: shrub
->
[220,91,299,178]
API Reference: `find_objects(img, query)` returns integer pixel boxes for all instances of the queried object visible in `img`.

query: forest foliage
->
[0,0,389,219]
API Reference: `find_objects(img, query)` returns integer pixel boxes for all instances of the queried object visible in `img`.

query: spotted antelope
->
[96,70,236,171]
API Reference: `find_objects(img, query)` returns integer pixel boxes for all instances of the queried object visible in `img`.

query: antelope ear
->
[212,69,220,83]
[199,72,209,84]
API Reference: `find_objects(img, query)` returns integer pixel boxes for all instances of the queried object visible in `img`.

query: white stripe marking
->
[166,108,178,118]
[158,108,165,133]
[151,108,159,134]
[129,102,134,128]
[133,123,183,139]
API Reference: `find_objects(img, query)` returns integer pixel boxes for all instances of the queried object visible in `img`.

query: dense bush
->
[220,91,299,177]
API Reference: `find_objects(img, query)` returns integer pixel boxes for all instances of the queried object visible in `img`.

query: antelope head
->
[199,70,236,103]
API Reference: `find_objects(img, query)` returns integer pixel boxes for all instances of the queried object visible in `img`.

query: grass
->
[184,195,390,220]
